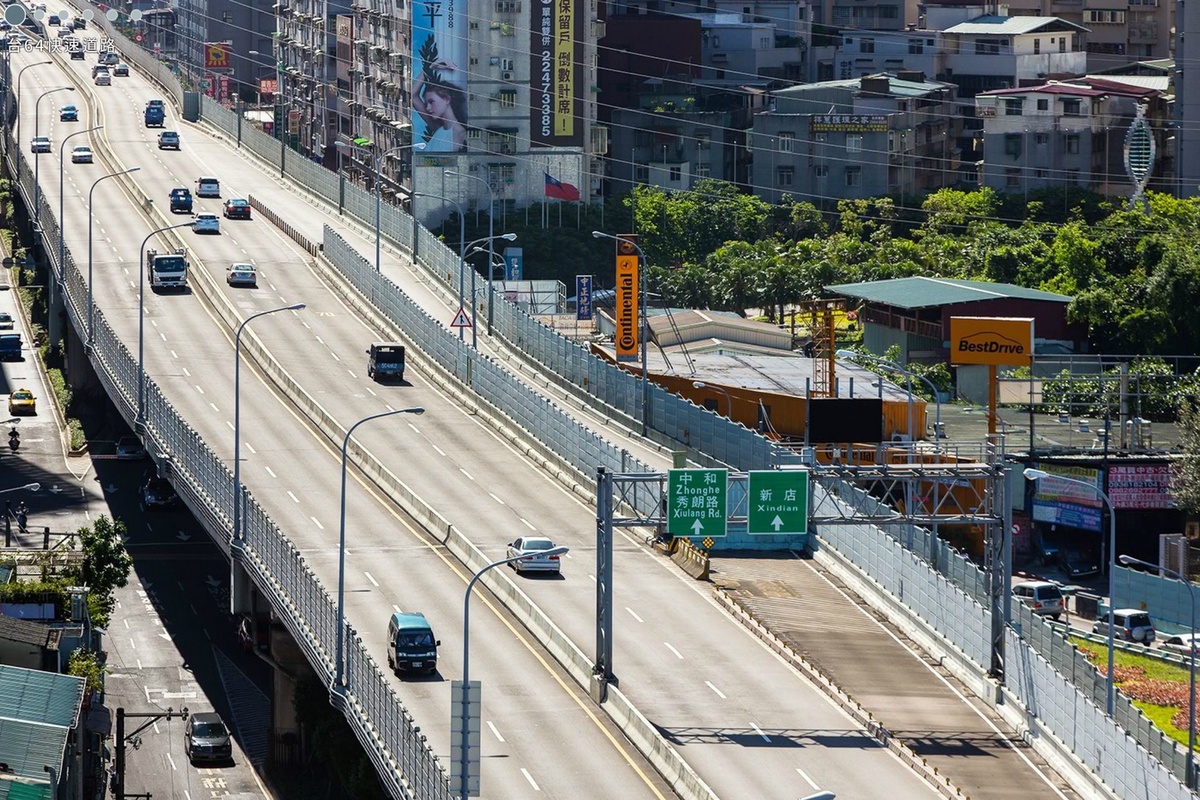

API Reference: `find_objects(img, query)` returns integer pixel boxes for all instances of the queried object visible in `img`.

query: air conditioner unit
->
[502,71,513,80]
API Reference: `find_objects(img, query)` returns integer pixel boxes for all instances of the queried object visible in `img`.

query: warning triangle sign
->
[450,307,473,328]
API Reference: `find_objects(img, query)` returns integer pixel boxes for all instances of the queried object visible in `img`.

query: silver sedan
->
[506,536,562,575]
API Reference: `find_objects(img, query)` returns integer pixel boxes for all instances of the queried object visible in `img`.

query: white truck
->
[147,248,188,291]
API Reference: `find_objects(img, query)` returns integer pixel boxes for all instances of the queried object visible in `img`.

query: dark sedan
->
[222,198,252,220]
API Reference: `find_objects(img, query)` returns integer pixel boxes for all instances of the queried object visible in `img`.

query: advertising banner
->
[809,114,888,132]
[949,316,1034,366]
[615,255,638,361]
[259,77,277,96]
[576,275,592,321]
[1108,464,1175,509]
[1031,464,1103,532]
[412,0,468,152]
[204,41,232,72]
[503,247,523,281]
[530,0,584,146]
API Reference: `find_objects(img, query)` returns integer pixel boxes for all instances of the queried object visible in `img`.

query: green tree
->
[70,516,132,626]
[707,241,768,315]
[1172,400,1200,515]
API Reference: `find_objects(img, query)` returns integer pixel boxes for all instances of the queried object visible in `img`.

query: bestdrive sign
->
[531,0,583,146]
[949,316,1035,366]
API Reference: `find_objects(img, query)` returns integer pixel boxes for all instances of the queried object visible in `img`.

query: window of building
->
[760,37,771,49]
[879,6,898,18]
[814,164,829,179]
[1006,168,1021,187]
[777,166,794,187]
[1004,98,1022,116]
[846,166,862,187]
[1062,98,1082,116]
[1066,133,1080,153]
[975,39,1005,55]
[908,39,924,54]
[846,134,863,153]
[1004,133,1022,156]
[1035,169,1048,179]
[669,165,682,182]
[778,132,795,152]
[1034,38,1040,55]
[496,89,516,109]
[634,164,649,184]
[695,162,710,178]
[1036,132,1049,145]
[1059,37,1067,53]
[1037,98,1048,111]
[696,133,711,151]
[860,37,874,53]
[813,132,828,144]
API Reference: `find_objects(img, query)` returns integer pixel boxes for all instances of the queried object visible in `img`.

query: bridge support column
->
[46,267,64,352]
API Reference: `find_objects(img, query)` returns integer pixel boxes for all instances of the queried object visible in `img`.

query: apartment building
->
[750,72,962,203]
[175,0,275,102]
[975,77,1168,194]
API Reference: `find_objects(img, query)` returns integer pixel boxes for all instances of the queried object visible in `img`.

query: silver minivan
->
[196,176,220,197]
[1012,580,1065,620]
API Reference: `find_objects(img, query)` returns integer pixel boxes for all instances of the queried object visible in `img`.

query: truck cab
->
[386,612,439,675]
[169,187,192,213]
[147,248,189,292]
[366,342,405,382]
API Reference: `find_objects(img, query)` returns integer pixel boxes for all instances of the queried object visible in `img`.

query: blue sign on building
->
[503,248,523,281]
[576,275,593,321]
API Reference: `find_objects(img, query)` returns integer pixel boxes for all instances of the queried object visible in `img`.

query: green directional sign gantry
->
[747,470,809,535]
[667,469,728,538]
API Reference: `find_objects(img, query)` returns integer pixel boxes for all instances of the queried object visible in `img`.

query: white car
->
[94,70,110,86]
[1162,633,1200,658]
[193,213,220,234]
[0,312,12,330]
[226,263,257,287]
[30,136,51,154]
[70,145,92,163]
[505,536,563,575]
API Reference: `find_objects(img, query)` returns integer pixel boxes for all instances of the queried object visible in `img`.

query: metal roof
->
[774,73,954,100]
[0,617,57,649]
[0,665,85,729]
[826,277,1072,309]
[944,15,1089,36]
[0,717,63,789]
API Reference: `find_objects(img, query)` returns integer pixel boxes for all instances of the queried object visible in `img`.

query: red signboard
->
[218,74,230,102]
[259,78,278,95]
[1108,464,1174,509]
[204,41,232,71]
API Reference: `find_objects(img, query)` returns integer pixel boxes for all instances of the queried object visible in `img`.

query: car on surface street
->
[115,436,147,460]
[185,712,233,763]
[1012,580,1064,620]
[0,312,13,330]
[505,536,563,575]
[141,474,178,509]
[8,389,35,415]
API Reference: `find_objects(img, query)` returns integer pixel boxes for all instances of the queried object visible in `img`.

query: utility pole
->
[114,707,189,800]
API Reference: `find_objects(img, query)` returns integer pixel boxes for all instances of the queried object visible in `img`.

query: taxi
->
[8,388,35,415]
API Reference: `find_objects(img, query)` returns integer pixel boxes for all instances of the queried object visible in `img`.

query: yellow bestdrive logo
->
[949,317,1034,366]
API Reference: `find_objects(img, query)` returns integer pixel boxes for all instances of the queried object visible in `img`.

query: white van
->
[196,176,220,197]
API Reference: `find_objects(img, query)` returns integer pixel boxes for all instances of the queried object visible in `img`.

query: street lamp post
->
[836,349,942,440]
[459,233,516,348]
[1119,554,1196,788]
[88,168,141,348]
[336,140,426,273]
[692,380,732,418]
[59,125,102,279]
[138,222,197,430]
[32,87,73,221]
[413,191,466,340]
[233,304,306,545]
[0,482,41,494]
[9,61,53,148]
[458,547,567,800]
[592,231,651,437]
[1024,467,1118,714]
[334,407,425,686]
[444,170,499,335]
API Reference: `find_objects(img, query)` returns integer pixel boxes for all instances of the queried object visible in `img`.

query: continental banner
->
[615,255,638,361]
[531,0,584,147]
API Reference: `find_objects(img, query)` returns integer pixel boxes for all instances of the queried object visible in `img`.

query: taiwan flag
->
[544,172,581,201]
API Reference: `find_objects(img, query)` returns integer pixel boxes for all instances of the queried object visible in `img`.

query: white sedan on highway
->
[226,263,257,288]
[70,145,93,164]
[193,213,220,234]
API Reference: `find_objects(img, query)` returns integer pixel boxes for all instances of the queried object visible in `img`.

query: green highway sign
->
[667,469,728,538]
[747,471,809,535]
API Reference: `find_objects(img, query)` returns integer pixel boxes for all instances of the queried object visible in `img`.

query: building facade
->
[175,0,275,103]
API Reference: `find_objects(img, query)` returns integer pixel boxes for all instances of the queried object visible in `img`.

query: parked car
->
[115,435,146,460]
[70,145,92,164]
[184,712,232,763]
[7,388,35,415]
[226,263,257,287]
[1012,580,1064,620]
[1093,609,1156,644]
[157,130,180,150]
[59,104,78,122]
[30,136,51,154]
[505,536,563,575]
[1056,548,1100,579]
[222,198,251,219]
[113,62,129,77]
[141,474,177,509]
[1162,633,1200,658]
[0,312,13,330]
[193,213,220,234]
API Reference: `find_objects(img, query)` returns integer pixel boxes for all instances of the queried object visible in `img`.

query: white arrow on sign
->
[176,531,191,542]
[205,575,220,589]
[691,519,704,535]
[48,485,62,494]
[105,484,118,493]
[771,515,784,532]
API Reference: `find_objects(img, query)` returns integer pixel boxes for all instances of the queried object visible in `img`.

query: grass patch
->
[1136,700,1193,747]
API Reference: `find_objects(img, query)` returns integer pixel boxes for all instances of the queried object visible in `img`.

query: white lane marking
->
[432,445,446,456]
[705,680,726,700]
[245,443,256,454]
[182,367,191,377]
[663,642,684,659]
[347,369,357,378]
[459,468,474,481]
[129,639,136,651]
[384,404,395,413]
[407,423,419,433]
[520,518,536,530]
[625,607,644,623]
[265,466,276,478]
[365,387,377,396]
[300,320,310,329]
[519,769,540,791]
[588,574,596,583]
[486,720,505,743]
[315,335,325,345]
[287,491,300,503]
[166,753,177,771]
[750,723,770,743]
[150,320,158,327]
[489,492,505,505]
[209,403,219,412]
[159,332,167,341]
[310,516,324,530]
[194,385,204,395]
[393,605,402,613]
[226,421,235,431]
[364,571,379,587]
[330,351,340,362]
[795,767,820,791]
[170,350,178,358]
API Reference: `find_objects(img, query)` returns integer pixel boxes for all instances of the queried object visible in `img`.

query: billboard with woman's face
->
[412,0,468,152]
